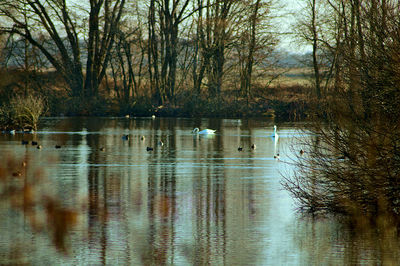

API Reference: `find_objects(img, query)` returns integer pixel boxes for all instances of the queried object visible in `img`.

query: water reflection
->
[0,117,397,264]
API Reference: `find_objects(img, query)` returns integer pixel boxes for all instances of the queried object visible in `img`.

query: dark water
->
[0,117,396,265]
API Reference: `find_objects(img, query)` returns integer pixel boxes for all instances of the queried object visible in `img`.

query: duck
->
[158,140,164,146]
[122,134,129,140]
[146,147,154,151]
[23,128,34,134]
[140,136,145,141]
[274,153,280,159]
[31,141,38,146]
[192,128,216,134]
[12,171,22,177]
[55,145,61,149]
[100,147,106,151]
[238,147,243,151]
[37,145,42,149]
[21,140,29,145]
[300,149,304,155]
[251,144,256,150]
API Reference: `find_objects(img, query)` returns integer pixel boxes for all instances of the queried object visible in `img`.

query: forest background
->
[0,0,313,121]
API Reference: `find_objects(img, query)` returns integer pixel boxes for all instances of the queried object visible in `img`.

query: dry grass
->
[0,67,313,119]
[266,68,313,87]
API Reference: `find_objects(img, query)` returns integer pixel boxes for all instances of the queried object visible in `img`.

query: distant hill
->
[273,50,313,68]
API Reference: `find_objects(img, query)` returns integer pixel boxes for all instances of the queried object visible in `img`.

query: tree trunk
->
[311,0,321,99]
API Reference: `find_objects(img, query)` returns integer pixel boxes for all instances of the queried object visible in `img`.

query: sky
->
[277,0,311,53]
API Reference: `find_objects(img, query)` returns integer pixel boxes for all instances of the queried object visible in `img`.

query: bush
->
[0,94,46,131]
[283,88,400,223]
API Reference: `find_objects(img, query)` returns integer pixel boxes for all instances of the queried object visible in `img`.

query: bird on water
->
[272,125,279,139]
[192,128,216,134]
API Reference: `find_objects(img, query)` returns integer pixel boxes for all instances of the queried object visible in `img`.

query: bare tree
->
[147,0,161,104]
[110,23,145,104]
[147,0,193,105]
[191,0,243,100]
[295,0,324,98]
[236,0,277,104]
[191,0,208,96]
[0,0,126,98]
[206,0,235,98]
[284,0,400,222]
[85,0,126,97]
[310,0,321,98]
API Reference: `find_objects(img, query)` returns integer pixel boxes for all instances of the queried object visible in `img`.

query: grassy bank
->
[43,85,310,121]
[0,68,312,121]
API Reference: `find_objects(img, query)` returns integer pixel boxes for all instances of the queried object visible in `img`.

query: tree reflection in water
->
[0,155,80,263]
[2,117,398,264]
[290,214,400,265]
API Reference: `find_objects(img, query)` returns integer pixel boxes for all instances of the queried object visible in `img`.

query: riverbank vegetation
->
[0,0,311,125]
[283,0,400,226]
[0,94,46,131]
[0,67,310,119]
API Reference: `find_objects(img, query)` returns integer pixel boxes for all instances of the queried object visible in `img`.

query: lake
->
[0,117,396,265]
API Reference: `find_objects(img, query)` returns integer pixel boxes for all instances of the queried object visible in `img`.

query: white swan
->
[272,125,279,139]
[193,128,216,134]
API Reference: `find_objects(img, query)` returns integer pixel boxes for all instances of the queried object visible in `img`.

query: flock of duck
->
[122,125,284,159]
[13,125,302,159]
[20,139,61,150]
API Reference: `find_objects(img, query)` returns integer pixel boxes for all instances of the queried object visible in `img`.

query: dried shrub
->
[283,0,400,224]
[283,78,400,223]
[0,94,46,131]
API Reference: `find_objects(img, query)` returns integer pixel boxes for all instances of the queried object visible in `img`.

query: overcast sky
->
[278,0,310,53]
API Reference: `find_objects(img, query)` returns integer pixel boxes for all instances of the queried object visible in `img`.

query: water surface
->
[0,117,395,265]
